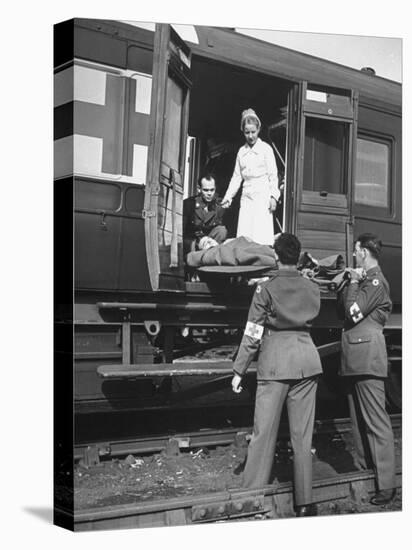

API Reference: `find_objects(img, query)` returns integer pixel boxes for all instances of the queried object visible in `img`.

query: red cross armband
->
[244,321,264,341]
[349,302,364,324]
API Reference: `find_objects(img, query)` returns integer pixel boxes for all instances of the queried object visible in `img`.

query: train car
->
[54,19,402,435]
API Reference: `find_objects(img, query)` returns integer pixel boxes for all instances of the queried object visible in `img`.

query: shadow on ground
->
[23,507,53,524]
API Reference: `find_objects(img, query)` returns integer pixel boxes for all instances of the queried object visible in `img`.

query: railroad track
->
[65,414,402,530]
[61,467,402,531]
[75,414,401,464]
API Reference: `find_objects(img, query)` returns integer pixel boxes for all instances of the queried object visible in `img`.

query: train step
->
[97,341,342,379]
[97,360,241,378]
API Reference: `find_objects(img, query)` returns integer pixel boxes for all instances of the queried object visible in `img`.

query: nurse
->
[221,109,280,245]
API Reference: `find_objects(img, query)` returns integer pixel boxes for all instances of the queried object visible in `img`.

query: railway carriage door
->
[286,82,358,266]
[145,25,192,291]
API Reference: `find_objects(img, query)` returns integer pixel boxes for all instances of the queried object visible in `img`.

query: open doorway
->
[184,56,292,242]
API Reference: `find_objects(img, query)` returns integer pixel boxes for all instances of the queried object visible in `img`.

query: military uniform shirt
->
[233,269,322,380]
[183,194,226,240]
[337,266,392,377]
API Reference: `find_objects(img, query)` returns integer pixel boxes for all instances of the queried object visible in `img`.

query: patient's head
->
[198,236,219,250]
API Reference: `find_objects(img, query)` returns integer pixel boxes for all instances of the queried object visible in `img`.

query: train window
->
[131,73,152,115]
[303,117,349,195]
[56,60,153,185]
[73,64,125,177]
[74,180,121,211]
[161,76,184,173]
[120,72,152,185]
[355,137,390,210]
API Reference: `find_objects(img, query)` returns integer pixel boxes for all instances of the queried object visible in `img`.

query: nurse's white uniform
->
[223,138,280,245]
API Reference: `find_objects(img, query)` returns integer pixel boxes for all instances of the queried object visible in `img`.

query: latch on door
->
[141,209,156,219]
[99,211,108,230]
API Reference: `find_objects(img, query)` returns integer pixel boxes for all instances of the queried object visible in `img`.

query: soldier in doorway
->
[183,174,227,255]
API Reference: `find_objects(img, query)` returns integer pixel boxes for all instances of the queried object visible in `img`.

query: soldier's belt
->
[266,327,310,334]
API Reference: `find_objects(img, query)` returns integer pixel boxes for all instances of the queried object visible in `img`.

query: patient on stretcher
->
[186,235,346,291]
[186,235,278,268]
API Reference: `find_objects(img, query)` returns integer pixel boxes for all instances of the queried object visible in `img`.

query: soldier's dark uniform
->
[233,269,322,506]
[183,194,227,254]
[337,266,396,491]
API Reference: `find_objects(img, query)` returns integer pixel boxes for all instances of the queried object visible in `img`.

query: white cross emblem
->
[349,302,364,323]
[244,321,264,340]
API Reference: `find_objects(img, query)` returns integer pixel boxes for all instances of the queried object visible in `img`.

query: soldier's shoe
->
[295,504,318,517]
[370,489,396,505]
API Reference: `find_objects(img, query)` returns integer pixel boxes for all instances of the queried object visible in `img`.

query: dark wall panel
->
[74,25,127,68]
[54,19,74,68]
[53,176,74,529]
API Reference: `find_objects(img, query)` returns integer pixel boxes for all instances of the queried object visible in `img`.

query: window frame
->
[354,131,394,219]
[71,57,153,184]
[302,114,350,197]
[161,69,187,178]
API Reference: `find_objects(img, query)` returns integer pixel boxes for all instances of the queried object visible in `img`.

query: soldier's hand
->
[231,374,243,393]
[346,267,365,281]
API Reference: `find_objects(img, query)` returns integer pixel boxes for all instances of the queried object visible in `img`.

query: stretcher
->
[190,247,346,292]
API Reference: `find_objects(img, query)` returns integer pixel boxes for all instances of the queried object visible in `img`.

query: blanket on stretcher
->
[186,237,346,288]
[186,236,277,268]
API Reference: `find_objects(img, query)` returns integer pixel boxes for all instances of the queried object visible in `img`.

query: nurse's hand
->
[221,199,231,209]
[231,374,243,393]
[269,197,278,212]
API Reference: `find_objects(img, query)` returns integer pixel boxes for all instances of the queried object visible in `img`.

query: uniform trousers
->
[344,376,396,490]
[243,376,318,506]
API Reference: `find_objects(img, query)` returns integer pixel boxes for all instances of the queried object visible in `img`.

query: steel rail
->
[75,414,401,462]
[67,467,402,530]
